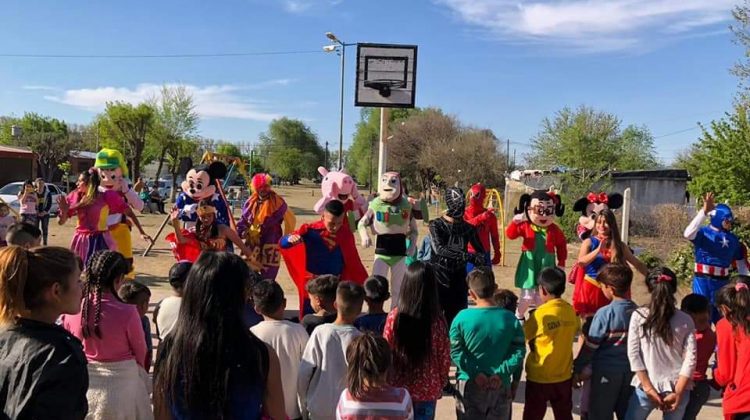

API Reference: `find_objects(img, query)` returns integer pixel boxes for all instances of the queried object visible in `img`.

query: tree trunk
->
[170,165,179,203]
[154,145,168,182]
[133,143,142,181]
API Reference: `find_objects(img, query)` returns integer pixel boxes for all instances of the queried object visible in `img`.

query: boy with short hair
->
[154,261,191,340]
[5,223,42,248]
[521,266,580,420]
[450,268,525,420]
[301,274,339,335]
[298,281,365,420]
[494,289,519,314]
[573,264,638,420]
[0,204,16,247]
[680,293,715,420]
[251,280,309,420]
[118,281,153,370]
[354,275,389,335]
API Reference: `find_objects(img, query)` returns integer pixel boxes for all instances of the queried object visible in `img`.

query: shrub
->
[653,204,691,240]
[637,248,663,270]
[668,244,694,286]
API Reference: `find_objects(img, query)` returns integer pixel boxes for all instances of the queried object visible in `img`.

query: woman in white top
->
[626,267,696,420]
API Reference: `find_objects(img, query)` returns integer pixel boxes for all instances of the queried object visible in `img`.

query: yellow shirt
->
[524,298,580,384]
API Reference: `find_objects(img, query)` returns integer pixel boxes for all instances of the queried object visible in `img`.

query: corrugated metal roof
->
[611,169,690,180]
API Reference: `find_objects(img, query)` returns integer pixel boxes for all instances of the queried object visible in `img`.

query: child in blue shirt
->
[573,264,638,420]
[354,275,390,335]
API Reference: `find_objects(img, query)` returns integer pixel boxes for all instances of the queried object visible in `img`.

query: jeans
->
[682,380,710,420]
[37,215,49,245]
[624,387,689,420]
[455,379,511,420]
[412,400,436,420]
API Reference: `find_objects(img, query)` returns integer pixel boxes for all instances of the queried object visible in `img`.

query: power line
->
[653,126,699,139]
[0,49,326,59]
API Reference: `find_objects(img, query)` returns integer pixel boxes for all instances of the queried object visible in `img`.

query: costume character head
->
[319,167,362,202]
[379,172,402,203]
[514,189,564,228]
[251,173,273,199]
[469,183,487,209]
[445,187,466,219]
[180,161,227,201]
[94,148,129,191]
[573,192,623,234]
[710,204,734,231]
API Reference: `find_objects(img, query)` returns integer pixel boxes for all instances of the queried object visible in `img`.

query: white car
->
[0,182,64,217]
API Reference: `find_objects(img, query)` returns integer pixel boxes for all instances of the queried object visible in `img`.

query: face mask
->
[445,187,466,218]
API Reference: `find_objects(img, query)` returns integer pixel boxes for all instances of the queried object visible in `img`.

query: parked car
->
[0,182,64,217]
[147,180,173,201]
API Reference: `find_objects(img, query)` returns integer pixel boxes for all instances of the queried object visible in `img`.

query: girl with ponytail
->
[626,267,697,420]
[61,250,151,419]
[57,170,128,266]
[0,246,87,418]
[714,282,750,420]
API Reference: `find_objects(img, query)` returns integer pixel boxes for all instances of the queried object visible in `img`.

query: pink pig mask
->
[313,167,367,215]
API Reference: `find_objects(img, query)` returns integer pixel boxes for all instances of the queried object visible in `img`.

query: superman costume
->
[684,204,748,321]
[280,221,367,318]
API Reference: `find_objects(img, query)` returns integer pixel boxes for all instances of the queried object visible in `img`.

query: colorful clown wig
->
[251,173,272,194]
[94,148,129,179]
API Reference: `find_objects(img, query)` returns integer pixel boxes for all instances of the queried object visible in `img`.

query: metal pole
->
[337,44,346,170]
[369,136,374,194]
[621,187,632,244]
[377,108,389,191]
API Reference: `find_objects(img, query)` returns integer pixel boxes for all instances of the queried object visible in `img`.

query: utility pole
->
[325,141,329,170]
[506,139,510,171]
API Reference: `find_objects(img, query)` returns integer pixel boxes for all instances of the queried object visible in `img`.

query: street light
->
[323,31,355,170]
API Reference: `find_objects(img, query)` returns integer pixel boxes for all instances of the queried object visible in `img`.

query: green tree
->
[687,105,750,204]
[216,142,242,157]
[151,86,199,183]
[258,117,325,182]
[98,102,156,180]
[1,113,72,181]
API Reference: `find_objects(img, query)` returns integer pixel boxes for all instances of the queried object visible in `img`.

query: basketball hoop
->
[363,79,405,97]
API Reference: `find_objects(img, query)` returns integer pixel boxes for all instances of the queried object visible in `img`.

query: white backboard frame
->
[355,43,417,108]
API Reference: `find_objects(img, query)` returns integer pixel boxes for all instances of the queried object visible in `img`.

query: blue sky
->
[0,0,742,164]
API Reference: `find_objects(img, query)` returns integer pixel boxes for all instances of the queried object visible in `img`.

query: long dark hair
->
[391,261,441,372]
[81,250,128,338]
[593,209,625,263]
[641,267,678,344]
[195,199,219,241]
[716,284,750,335]
[346,333,391,400]
[154,251,266,418]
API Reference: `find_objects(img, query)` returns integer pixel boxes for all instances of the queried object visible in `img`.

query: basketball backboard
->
[355,43,417,108]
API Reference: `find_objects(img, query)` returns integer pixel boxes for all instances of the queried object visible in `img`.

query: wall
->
[612,178,688,212]
[0,157,34,187]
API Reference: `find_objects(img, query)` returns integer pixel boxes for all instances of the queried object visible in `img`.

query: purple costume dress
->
[237,192,287,280]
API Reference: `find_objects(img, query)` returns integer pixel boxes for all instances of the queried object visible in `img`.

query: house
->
[611,169,690,209]
[55,150,97,186]
[0,145,36,187]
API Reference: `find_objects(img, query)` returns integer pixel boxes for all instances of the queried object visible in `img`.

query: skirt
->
[86,359,153,420]
[71,231,115,267]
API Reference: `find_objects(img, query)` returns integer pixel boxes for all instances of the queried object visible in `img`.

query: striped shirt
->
[336,386,414,420]
[574,299,638,374]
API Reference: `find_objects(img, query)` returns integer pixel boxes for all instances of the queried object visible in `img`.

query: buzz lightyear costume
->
[358,172,418,306]
[94,148,144,275]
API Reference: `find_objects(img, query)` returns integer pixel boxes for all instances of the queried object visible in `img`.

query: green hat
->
[94,148,129,177]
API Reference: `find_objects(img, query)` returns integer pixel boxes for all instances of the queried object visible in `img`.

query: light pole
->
[324,32,355,170]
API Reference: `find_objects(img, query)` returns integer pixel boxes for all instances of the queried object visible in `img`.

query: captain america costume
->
[684,204,748,321]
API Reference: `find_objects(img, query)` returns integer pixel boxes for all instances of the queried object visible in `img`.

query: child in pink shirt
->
[62,250,151,419]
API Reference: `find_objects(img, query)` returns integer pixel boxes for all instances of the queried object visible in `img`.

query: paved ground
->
[42,183,723,419]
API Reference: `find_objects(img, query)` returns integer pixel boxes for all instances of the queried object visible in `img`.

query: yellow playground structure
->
[466,187,506,266]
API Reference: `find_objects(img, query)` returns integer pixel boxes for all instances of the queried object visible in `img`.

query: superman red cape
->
[279,220,367,319]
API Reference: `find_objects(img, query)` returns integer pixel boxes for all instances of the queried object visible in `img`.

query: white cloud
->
[282,0,343,14]
[435,0,735,52]
[35,82,290,121]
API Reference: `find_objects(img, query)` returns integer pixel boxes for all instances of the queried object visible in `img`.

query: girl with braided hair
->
[57,170,129,267]
[61,250,151,420]
[0,246,87,419]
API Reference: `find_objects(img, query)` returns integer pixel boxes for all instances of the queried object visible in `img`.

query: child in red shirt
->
[681,294,716,420]
[715,283,750,420]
